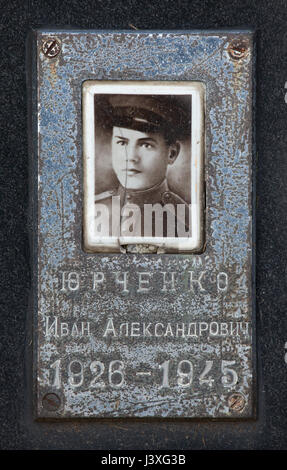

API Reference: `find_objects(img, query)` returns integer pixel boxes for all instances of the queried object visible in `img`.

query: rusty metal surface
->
[33,30,254,418]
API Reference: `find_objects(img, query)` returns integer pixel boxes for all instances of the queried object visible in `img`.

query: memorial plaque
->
[30,30,255,418]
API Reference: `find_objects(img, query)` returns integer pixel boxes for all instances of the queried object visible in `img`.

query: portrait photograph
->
[83,81,205,253]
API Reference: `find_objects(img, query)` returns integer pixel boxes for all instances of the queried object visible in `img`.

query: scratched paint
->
[32,31,254,418]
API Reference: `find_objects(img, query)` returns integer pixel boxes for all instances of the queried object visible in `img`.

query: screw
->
[228,41,248,61]
[228,392,246,412]
[42,38,61,58]
[42,392,61,411]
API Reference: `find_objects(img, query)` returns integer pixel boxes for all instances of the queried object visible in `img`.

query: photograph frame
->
[83,81,205,253]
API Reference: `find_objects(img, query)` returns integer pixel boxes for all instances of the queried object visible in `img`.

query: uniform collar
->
[118,179,169,206]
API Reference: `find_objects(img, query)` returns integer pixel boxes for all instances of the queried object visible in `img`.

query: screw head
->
[228,392,246,412]
[228,41,248,61]
[42,38,61,58]
[42,392,61,411]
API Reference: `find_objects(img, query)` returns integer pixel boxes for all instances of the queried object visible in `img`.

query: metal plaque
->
[30,30,255,418]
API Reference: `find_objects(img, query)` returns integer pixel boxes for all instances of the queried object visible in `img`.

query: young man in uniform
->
[94,94,191,238]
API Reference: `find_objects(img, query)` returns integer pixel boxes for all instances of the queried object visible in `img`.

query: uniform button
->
[162,191,172,204]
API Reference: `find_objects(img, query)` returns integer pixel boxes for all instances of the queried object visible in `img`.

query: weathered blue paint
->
[33,30,254,418]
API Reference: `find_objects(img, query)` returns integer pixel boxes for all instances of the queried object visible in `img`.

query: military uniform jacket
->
[94,179,191,238]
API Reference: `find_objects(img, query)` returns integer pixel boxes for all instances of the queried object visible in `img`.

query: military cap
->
[99,94,191,142]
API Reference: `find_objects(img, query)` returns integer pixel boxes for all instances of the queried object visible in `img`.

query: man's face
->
[111,127,177,191]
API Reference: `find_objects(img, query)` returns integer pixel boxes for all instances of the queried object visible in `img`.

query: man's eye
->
[116,140,127,146]
[140,142,153,149]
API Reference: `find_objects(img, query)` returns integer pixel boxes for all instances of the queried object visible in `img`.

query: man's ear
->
[167,141,180,165]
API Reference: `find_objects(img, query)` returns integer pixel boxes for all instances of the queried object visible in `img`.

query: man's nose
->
[127,144,140,163]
